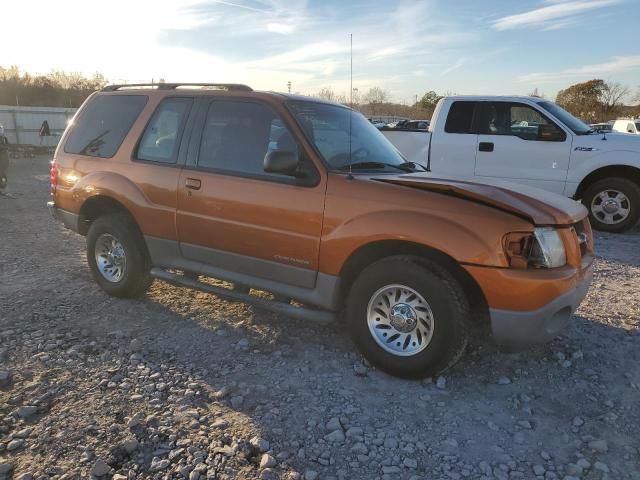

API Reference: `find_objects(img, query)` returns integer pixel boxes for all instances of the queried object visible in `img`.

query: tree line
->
[0,66,107,108]
[1,64,638,122]
[316,80,640,122]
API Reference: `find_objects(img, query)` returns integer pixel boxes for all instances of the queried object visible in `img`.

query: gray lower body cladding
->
[145,236,341,312]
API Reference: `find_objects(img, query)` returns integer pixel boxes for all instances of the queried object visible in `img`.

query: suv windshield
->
[287,100,406,170]
[537,101,591,135]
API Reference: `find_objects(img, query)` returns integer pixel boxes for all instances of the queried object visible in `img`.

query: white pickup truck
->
[382,96,640,232]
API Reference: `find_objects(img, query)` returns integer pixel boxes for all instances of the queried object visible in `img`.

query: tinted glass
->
[65,95,147,158]
[288,100,405,170]
[444,101,476,134]
[198,100,298,178]
[537,101,591,134]
[137,98,192,163]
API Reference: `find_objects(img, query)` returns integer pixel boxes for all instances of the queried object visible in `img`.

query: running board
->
[149,268,336,324]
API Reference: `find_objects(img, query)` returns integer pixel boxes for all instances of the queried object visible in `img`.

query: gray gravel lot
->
[1,155,639,480]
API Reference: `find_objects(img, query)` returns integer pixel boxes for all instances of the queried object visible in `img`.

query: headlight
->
[504,227,566,269]
[530,228,566,268]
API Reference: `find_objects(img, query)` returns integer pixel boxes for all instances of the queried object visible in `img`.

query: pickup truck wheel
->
[346,256,469,379]
[582,177,640,233]
[86,214,153,298]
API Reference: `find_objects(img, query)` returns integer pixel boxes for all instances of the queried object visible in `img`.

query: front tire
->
[582,177,640,233]
[345,256,469,379]
[86,213,153,298]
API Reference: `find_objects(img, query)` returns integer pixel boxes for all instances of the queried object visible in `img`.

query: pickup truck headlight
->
[504,227,566,269]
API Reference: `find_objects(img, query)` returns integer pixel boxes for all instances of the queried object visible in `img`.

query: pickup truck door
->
[474,101,571,194]
[175,97,326,289]
[428,100,479,177]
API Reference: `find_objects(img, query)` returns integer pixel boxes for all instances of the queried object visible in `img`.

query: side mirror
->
[264,150,300,177]
[538,124,565,142]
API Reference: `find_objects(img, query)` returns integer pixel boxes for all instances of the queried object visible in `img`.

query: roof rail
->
[102,83,253,92]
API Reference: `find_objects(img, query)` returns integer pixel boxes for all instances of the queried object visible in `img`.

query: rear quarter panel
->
[53,92,180,240]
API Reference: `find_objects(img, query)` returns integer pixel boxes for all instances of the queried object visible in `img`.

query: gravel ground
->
[1,155,639,480]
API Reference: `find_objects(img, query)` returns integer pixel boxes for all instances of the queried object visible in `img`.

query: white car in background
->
[382,96,640,232]
[612,118,640,135]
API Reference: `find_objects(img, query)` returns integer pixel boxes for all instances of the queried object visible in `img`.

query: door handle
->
[185,178,201,190]
[478,142,494,152]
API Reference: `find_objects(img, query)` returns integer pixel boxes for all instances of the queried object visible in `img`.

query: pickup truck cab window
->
[444,101,477,134]
[479,102,566,142]
[137,97,193,164]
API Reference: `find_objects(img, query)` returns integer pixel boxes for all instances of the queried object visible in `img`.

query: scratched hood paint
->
[374,173,588,225]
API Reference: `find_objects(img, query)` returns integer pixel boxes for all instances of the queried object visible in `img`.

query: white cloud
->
[267,22,295,34]
[518,55,640,83]
[492,0,620,31]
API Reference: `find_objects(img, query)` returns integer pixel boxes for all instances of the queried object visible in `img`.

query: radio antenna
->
[347,33,354,179]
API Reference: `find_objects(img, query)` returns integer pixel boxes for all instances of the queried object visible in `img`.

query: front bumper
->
[489,264,593,345]
[47,201,81,233]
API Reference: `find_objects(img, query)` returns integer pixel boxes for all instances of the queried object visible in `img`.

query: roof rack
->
[102,83,253,92]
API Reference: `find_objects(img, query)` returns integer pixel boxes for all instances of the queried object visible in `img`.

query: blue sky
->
[5,0,639,102]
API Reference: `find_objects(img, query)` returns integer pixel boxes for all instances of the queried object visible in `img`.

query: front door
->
[474,101,572,194]
[176,98,326,288]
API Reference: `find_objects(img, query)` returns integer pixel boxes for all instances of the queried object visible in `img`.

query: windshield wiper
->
[397,161,427,172]
[338,161,425,172]
[338,161,398,171]
[577,129,595,136]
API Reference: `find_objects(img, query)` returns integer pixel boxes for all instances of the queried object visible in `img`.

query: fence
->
[0,105,77,147]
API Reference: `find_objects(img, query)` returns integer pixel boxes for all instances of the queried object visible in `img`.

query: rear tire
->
[582,177,640,233]
[345,256,469,379]
[86,213,153,298]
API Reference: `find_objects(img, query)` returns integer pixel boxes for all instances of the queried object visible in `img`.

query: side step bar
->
[150,268,336,324]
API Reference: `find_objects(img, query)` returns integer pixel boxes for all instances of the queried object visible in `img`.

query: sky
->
[3,0,639,103]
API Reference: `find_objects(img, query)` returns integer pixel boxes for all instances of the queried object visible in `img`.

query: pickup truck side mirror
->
[264,150,301,177]
[538,124,566,142]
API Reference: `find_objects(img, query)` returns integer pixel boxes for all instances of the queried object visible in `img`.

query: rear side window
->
[444,101,476,134]
[64,95,147,158]
[137,97,193,164]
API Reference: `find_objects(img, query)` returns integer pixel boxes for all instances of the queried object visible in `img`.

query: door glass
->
[479,102,564,141]
[444,101,476,133]
[198,100,299,178]
[137,97,193,163]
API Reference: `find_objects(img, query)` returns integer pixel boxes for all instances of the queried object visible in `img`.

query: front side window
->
[65,94,147,158]
[444,101,476,134]
[479,102,565,141]
[137,97,193,163]
[287,100,406,170]
[197,100,299,178]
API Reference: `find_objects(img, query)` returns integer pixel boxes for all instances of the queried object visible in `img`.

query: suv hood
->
[375,173,587,225]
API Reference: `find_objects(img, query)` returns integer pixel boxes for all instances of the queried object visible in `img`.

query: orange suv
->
[48,83,594,378]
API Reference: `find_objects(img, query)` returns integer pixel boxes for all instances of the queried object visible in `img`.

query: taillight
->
[50,158,57,195]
